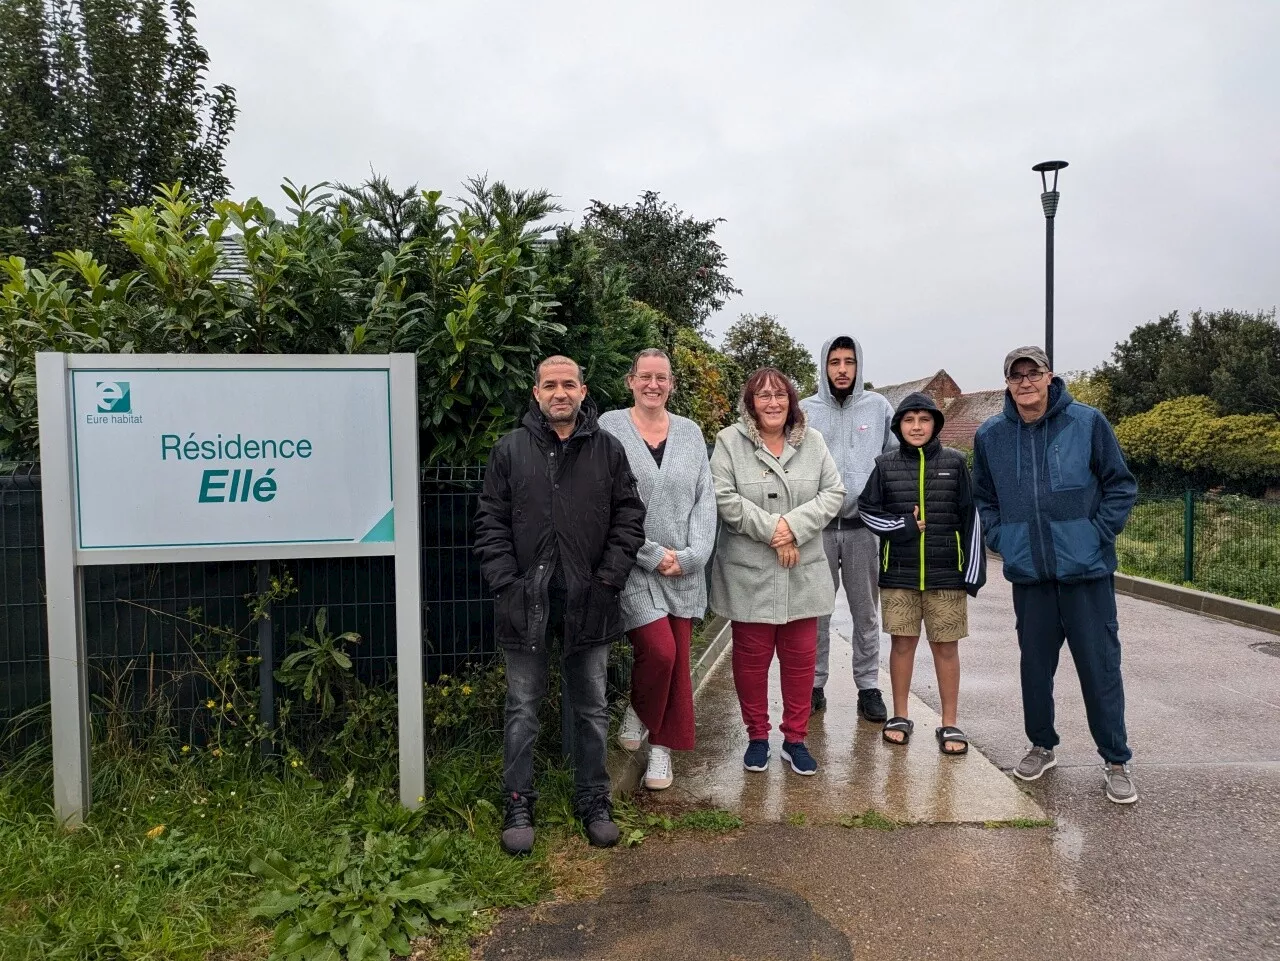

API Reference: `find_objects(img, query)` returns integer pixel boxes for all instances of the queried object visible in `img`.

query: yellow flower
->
[224,702,232,710]
[181,745,191,754]
[146,825,166,839]
[290,759,300,768]
[205,699,215,709]
[461,685,472,696]
[211,748,223,758]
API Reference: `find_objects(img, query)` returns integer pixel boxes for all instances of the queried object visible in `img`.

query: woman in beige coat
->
[710,367,845,776]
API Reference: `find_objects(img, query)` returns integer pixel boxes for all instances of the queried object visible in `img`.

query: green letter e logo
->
[95,381,130,413]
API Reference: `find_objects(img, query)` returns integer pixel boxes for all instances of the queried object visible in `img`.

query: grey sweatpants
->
[814,525,882,691]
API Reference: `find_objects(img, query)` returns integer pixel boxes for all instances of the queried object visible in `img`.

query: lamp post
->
[1032,160,1068,370]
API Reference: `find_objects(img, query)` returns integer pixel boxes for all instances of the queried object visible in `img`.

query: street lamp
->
[1032,160,1068,370]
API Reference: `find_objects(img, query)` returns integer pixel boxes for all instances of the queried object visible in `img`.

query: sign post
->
[36,353,424,823]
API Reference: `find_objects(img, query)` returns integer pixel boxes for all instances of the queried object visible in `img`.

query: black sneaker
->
[857,688,888,723]
[501,792,536,856]
[811,687,827,713]
[578,793,620,848]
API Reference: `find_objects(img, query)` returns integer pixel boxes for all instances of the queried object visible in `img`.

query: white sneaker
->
[618,704,647,751]
[644,745,673,791]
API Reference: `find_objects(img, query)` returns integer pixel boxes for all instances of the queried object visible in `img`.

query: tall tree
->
[583,190,739,346]
[720,312,817,397]
[1096,309,1280,420]
[0,0,236,264]
[541,226,657,412]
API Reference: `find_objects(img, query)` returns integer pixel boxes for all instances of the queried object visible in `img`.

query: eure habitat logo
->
[87,381,142,425]
[96,381,130,413]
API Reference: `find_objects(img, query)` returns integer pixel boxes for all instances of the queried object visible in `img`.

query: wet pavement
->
[484,575,1280,960]
[672,642,1045,825]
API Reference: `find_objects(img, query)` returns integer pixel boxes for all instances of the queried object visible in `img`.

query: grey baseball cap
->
[1003,346,1051,379]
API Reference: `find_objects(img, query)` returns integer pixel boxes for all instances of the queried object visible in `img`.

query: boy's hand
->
[914,506,926,531]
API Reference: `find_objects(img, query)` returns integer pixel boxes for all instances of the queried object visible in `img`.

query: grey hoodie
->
[798,335,896,520]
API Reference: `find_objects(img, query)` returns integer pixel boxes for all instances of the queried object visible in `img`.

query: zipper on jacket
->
[882,539,890,572]
[918,447,926,591]
[955,531,963,571]
[1030,424,1049,577]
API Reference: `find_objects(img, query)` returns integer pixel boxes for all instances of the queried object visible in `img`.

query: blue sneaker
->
[781,741,818,776]
[743,739,770,772]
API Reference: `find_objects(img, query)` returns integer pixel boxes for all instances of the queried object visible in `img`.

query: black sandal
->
[935,726,969,756]
[882,717,913,745]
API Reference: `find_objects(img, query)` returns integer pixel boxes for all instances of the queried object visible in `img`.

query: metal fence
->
[1117,492,1280,608]
[0,465,495,742]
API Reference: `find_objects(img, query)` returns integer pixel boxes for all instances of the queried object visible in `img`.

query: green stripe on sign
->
[359,509,395,542]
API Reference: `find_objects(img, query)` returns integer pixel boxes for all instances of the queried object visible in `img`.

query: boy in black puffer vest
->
[857,392,986,754]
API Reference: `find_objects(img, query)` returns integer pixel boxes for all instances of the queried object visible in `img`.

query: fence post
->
[1183,490,1195,584]
[257,560,276,759]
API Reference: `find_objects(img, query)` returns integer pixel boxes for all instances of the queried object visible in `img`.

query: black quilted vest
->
[877,437,971,590]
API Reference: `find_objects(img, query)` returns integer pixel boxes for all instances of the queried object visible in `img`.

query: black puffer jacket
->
[474,398,647,654]
[856,393,986,595]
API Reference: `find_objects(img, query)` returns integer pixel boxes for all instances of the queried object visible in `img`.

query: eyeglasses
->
[1006,369,1047,385]
[632,374,671,385]
[755,391,788,403]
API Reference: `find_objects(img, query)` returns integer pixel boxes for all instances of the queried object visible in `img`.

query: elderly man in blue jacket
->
[972,347,1139,805]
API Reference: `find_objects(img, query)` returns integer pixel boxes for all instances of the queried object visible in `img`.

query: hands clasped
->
[656,549,684,577]
[772,518,798,568]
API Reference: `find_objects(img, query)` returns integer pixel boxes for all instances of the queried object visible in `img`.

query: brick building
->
[874,370,1004,450]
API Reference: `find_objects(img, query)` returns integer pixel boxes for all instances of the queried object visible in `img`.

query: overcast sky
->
[199,1,1279,391]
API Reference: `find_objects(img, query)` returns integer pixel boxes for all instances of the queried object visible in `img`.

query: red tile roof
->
[938,389,1006,449]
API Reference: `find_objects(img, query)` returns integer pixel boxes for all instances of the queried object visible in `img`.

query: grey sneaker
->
[1013,746,1057,781]
[501,792,536,856]
[1104,763,1138,805]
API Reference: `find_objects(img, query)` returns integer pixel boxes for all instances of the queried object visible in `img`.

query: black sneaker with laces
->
[811,687,827,713]
[577,792,620,848]
[501,792,536,856]
[857,688,888,723]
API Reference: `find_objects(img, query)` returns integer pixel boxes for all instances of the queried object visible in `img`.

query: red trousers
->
[731,618,818,744]
[628,615,696,751]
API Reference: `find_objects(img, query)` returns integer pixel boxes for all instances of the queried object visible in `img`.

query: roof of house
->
[937,389,1006,449]
[875,374,941,409]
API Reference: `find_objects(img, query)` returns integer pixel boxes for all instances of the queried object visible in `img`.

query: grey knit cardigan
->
[598,409,718,632]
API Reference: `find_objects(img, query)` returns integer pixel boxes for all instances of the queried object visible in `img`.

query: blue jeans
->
[1012,576,1132,765]
[502,637,610,805]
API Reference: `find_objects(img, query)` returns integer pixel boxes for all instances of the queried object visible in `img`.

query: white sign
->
[70,368,394,550]
[37,353,424,824]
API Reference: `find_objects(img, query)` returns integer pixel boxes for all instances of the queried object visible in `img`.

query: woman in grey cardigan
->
[710,367,845,776]
[599,349,718,791]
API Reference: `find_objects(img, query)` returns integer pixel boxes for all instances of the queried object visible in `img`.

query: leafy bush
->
[1115,395,1280,487]
[251,830,469,961]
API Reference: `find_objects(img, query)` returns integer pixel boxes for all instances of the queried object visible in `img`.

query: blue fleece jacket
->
[971,378,1137,585]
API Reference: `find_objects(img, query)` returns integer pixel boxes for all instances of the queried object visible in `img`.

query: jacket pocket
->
[494,578,529,643]
[997,522,1035,581]
[1046,424,1091,491]
[1049,517,1104,580]
[583,579,620,642]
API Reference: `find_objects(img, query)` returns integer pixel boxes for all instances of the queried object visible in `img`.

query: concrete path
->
[674,638,1045,824]
[484,577,1280,960]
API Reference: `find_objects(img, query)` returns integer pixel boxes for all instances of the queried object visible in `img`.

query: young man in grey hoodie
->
[799,336,896,722]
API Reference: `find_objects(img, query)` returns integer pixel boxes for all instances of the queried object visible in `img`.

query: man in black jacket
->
[475,355,646,855]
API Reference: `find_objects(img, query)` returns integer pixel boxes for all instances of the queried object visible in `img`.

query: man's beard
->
[541,399,582,425]
[828,377,854,401]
